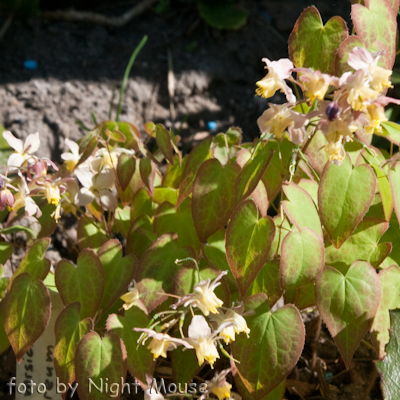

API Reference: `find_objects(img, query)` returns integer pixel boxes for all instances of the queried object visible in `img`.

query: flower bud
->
[326,102,340,121]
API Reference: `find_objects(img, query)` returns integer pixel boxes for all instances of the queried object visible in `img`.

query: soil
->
[0,0,385,399]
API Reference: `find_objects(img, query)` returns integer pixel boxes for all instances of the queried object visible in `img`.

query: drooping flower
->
[75,168,117,211]
[11,177,42,217]
[257,104,294,139]
[91,147,135,171]
[133,328,193,359]
[171,271,227,316]
[0,175,15,211]
[294,68,338,102]
[365,103,387,134]
[210,304,250,344]
[256,58,296,103]
[347,47,392,92]
[3,131,40,170]
[340,70,379,111]
[120,280,140,310]
[61,139,81,172]
[185,315,233,368]
[203,369,232,400]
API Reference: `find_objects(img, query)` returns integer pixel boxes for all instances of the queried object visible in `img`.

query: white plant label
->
[15,290,64,400]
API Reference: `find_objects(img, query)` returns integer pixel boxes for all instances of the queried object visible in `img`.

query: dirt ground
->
[0,0,386,399]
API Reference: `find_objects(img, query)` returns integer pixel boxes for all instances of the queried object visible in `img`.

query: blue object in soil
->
[24,60,38,70]
[325,372,333,380]
[208,121,217,130]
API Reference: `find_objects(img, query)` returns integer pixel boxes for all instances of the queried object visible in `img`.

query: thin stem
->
[116,35,148,121]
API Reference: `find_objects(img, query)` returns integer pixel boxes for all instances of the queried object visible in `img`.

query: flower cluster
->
[124,271,250,376]
[256,47,400,164]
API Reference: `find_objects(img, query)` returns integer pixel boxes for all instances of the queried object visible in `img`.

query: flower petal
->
[2,131,24,153]
[24,132,40,154]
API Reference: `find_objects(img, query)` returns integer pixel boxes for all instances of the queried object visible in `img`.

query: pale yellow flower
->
[206,369,233,400]
[365,104,387,134]
[120,281,139,310]
[295,68,338,102]
[257,104,294,139]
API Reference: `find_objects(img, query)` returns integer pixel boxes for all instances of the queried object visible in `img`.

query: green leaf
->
[231,294,304,399]
[352,0,397,68]
[131,188,153,223]
[370,265,400,359]
[197,0,249,30]
[162,154,186,189]
[107,305,153,386]
[154,199,201,254]
[10,238,51,287]
[0,242,13,264]
[126,215,155,259]
[171,346,201,386]
[56,249,105,319]
[288,6,348,74]
[152,187,178,205]
[177,137,212,207]
[0,309,10,356]
[262,140,296,201]
[192,159,240,242]
[380,121,400,146]
[248,260,283,308]
[325,217,392,273]
[77,218,109,252]
[319,154,376,248]
[281,228,324,290]
[282,182,322,238]
[226,200,275,296]
[75,332,127,400]
[98,239,136,317]
[155,124,174,164]
[389,162,400,226]
[376,309,400,398]
[370,163,393,221]
[105,129,126,143]
[0,225,35,238]
[140,157,156,194]
[335,36,366,76]
[235,141,274,203]
[235,373,286,400]
[54,303,93,387]
[304,131,329,175]
[315,261,381,367]
[114,206,131,239]
[2,273,51,362]
[36,201,58,238]
[116,158,144,206]
[117,153,136,192]
[380,214,400,267]
[136,233,196,311]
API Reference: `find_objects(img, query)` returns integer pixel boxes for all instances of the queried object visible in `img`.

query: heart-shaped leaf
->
[117,153,136,192]
[54,303,93,390]
[335,36,366,76]
[235,141,274,203]
[261,140,296,201]
[235,373,286,400]
[248,260,283,308]
[370,265,400,359]
[155,124,174,164]
[154,199,201,253]
[75,332,127,400]
[325,217,391,274]
[226,200,275,296]
[9,238,51,287]
[288,6,348,74]
[352,0,397,68]
[136,233,196,311]
[376,309,400,398]
[177,137,212,207]
[315,261,381,367]
[304,131,329,175]
[281,228,324,290]
[192,159,240,242]
[117,158,144,206]
[282,182,322,238]
[98,240,136,316]
[171,346,201,387]
[0,242,13,265]
[131,188,153,223]
[3,273,51,362]
[77,218,109,252]
[107,305,153,386]
[56,249,105,319]
[318,154,376,248]
[231,294,304,399]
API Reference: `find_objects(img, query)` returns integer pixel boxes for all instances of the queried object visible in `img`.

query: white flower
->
[210,304,250,344]
[171,271,227,316]
[75,168,117,211]
[11,177,41,218]
[91,147,135,171]
[256,58,296,103]
[61,139,81,171]
[133,328,193,359]
[3,131,40,170]
[347,47,392,92]
[186,315,233,368]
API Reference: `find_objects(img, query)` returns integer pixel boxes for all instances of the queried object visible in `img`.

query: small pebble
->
[207,121,217,130]
[24,60,38,70]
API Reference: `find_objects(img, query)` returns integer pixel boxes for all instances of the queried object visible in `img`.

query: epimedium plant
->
[2,0,400,399]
